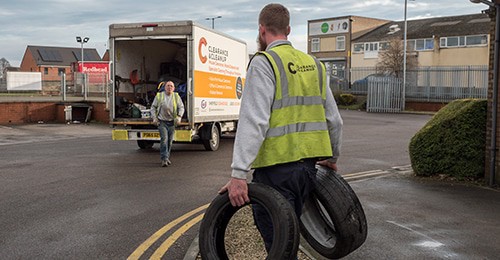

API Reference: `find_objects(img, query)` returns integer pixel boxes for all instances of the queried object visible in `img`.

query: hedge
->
[409,99,487,179]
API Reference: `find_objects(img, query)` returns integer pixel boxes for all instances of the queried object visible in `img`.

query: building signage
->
[309,19,349,36]
[77,62,110,84]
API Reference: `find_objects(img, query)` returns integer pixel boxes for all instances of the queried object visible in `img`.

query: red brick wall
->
[20,48,36,72]
[0,101,109,124]
[0,102,56,124]
[406,101,447,112]
[91,102,109,123]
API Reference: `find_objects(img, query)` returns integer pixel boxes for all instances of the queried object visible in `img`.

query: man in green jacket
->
[151,81,184,167]
[219,3,343,256]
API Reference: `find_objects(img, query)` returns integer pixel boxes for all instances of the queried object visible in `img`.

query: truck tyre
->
[199,183,300,260]
[202,123,220,151]
[137,140,154,149]
[300,166,368,259]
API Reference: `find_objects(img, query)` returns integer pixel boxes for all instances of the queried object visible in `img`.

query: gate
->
[367,77,403,113]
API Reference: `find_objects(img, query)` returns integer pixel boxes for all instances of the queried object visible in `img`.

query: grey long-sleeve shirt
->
[150,92,185,122]
[231,40,343,180]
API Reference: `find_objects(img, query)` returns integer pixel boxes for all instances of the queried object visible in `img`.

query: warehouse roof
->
[354,13,490,42]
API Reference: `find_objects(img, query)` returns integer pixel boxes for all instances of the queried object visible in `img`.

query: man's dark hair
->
[259,3,290,36]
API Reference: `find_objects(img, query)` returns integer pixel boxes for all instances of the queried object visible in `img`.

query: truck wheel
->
[300,166,368,259]
[202,123,220,151]
[137,140,154,149]
[199,183,300,260]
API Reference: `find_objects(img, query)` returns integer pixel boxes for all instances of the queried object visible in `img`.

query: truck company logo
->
[198,37,229,64]
[199,37,208,64]
[201,99,207,109]
[287,62,316,75]
[236,77,243,99]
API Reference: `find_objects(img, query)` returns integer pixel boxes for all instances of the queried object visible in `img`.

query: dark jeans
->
[158,120,175,161]
[251,159,317,253]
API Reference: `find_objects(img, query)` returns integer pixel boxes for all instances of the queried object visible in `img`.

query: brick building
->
[307,16,390,88]
[19,45,101,92]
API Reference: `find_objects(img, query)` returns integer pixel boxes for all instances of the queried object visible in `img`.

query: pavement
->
[1,122,499,259]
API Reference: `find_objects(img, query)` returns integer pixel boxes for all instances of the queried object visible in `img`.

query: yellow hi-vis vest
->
[252,44,333,168]
[155,91,179,119]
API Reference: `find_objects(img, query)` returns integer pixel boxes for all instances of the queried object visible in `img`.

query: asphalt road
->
[3,110,498,259]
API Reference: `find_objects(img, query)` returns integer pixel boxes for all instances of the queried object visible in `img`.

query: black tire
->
[199,183,300,260]
[201,123,220,151]
[137,140,154,149]
[300,165,368,259]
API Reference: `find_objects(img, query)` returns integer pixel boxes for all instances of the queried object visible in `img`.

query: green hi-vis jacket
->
[252,44,333,168]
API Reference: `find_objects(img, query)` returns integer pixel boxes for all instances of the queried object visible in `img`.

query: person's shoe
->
[166,159,172,166]
[161,160,168,167]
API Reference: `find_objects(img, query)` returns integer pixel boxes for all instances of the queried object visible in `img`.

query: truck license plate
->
[142,132,160,139]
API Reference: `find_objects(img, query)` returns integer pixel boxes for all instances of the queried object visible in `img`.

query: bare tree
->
[376,38,417,78]
[0,57,11,78]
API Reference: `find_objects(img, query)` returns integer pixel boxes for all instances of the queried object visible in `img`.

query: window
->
[447,37,460,47]
[440,38,446,47]
[425,39,434,50]
[353,43,364,53]
[440,35,485,48]
[44,68,48,75]
[466,35,488,46]
[414,38,434,51]
[311,38,320,52]
[364,42,379,59]
[364,42,378,52]
[407,40,415,51]
[58,68,65,75]
[379,42,390,51]
[336,36,345,51]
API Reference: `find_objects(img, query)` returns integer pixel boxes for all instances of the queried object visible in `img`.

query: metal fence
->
[71,72,110,98]
[343,66,488,102]
[0,78,6,92]
[367,77,403,113]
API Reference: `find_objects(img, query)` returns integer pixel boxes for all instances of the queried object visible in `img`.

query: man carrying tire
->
[219,3,343,258]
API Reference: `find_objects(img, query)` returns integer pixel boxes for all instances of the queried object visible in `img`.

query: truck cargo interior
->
[114,39,188,119]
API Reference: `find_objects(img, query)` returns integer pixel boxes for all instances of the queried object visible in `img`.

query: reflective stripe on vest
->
[156,92,178,118]
[252,44,333,168]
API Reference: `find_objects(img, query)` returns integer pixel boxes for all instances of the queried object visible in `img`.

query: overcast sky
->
[0,0,486,66]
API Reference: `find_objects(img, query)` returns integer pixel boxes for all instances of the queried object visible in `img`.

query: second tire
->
[300,165,368,259]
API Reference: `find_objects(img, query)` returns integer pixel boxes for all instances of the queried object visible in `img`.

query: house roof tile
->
[26,45,101,66]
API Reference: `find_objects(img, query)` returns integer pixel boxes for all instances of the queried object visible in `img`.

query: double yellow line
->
[128,204,209,260]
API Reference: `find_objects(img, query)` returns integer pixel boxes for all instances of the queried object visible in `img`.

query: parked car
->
[351,74,393,93]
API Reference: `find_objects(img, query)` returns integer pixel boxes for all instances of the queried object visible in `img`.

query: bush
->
[340,94,357,106]
[334,92,357,106]
[409,99,487,179]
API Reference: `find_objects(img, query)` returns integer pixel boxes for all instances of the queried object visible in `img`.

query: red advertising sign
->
[77,62,110,84]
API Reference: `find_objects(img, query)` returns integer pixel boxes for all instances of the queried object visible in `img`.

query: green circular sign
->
[321,23,329,33]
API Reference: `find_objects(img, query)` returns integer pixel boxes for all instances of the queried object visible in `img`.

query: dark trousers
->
[251,159,317,253]
[158,120,175,161]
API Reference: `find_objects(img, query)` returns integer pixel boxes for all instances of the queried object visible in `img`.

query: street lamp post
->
[470,0,499,187]
[205,16,222,29]
[76,36,89,99]
[403,0,415,111]
[76,36,90,72]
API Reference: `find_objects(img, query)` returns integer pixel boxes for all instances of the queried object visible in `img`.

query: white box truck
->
[109,21,247,151]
